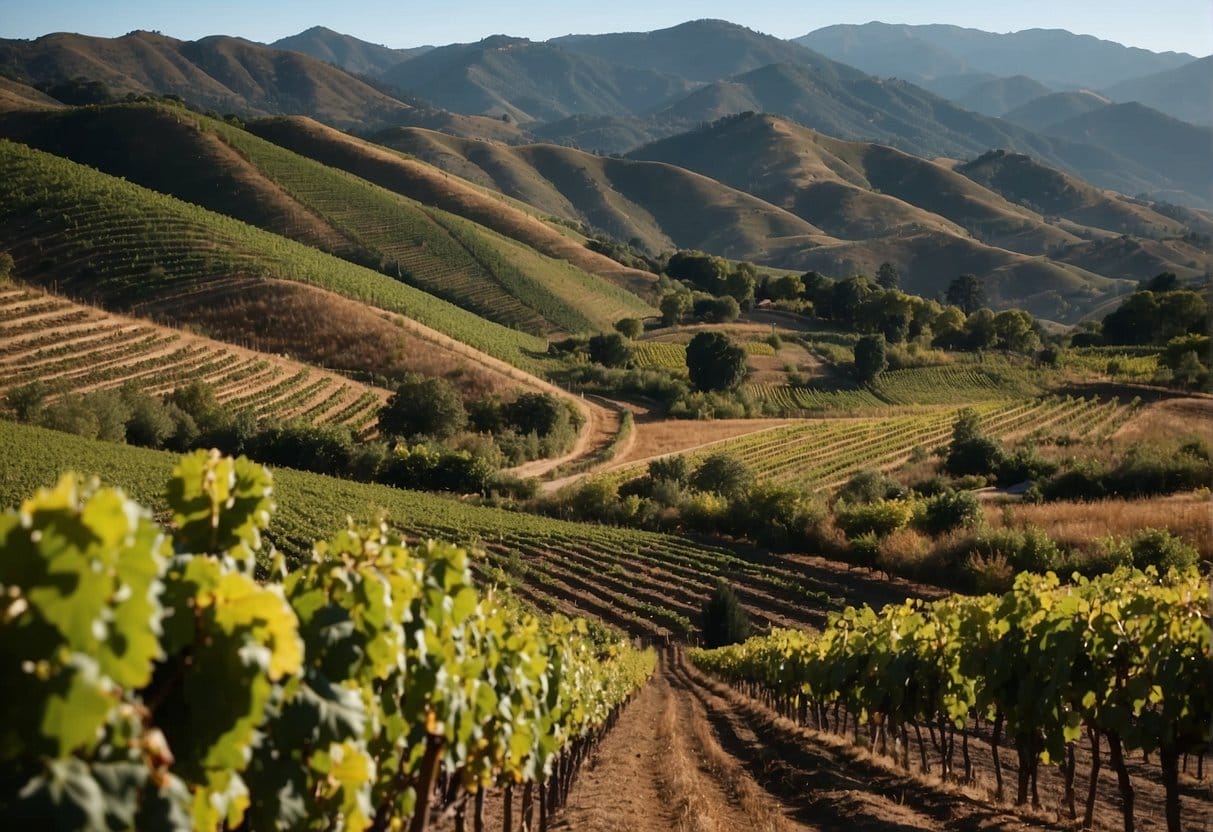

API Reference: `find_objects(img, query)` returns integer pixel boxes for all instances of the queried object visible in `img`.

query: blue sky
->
[1,0,1210,56]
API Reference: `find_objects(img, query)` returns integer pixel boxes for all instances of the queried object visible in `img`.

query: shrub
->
[836,500,912,538]
[686,332,747,392]
[679,492,729,533]
[966,551,1015,594]
[1115,528,1199,571]
[996,446,1057,486]
[913,490,981,536]
[973,527,1063,573]
[690,453,753,500]
[838,469,904,504]
[700,581,751,648]
[379,374,467,441]
[37,394,100,440]
[649,454,690,484]
[727,483,807,546]
[614,317,644,339]
[588,332,633,368]
[5,381,46,422]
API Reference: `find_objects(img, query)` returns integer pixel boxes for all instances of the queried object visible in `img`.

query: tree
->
[993,310,1041,354]
[692,294,740,323]
[666,250,729,292]
[700,581,751,648]
[0,251,13,281]
[1145,271,1180,292]
[504,392,568,436]
[945,408,1003,477]
[659,291,690,326]
[588,332,633,368]
[685,332,748,392]
[964,308,998,350]
[614,317,644,339]
[853,334,887,383]
[722,270,756,307]
[648,454,690,484]
[5,381,46,422]
[378,374,467,441]
[946,274,986,314]
[875,261,900,289]
[1101,291,1160,345]
[690,453,753,500]
[766,273,804,301]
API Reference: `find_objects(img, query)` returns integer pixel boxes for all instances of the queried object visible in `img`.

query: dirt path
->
[555,654,811,832]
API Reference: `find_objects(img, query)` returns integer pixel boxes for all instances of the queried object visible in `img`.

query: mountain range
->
[0,17,1208,325]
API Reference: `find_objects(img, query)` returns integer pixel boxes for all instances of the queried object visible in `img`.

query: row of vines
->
[691,569,1211,832]
[0,451,654,830]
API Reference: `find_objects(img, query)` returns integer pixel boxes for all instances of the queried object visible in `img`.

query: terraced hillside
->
[0,105,654,336]
[0,284,388,432]
[0,139,550,371]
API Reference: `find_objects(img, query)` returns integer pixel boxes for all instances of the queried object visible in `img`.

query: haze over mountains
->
[0,15,1209,324]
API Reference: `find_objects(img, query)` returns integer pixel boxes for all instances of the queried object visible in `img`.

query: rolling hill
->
[0,104,653,336]
[379,35,694,123]
[0,30,413,128]
[952,75,1052,117]
[1002,90,1112,131]
[797,22,1197,90]
[270,25,430,76]
[1103,55,1213,126]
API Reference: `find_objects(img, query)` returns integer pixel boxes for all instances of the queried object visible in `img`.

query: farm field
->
[0,283,388,431]
[599,395,1135,492]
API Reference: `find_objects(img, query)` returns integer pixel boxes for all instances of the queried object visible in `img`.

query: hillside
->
[0,139,550,371]
[1002,90,1111,131]
[0,76,61,111]
[0,104,652,336]
[629,114,1137,320]
[1042,102,1213,209]
[1103,55,1213,126]
[953,75,1052,116]
[0,30,413,128]
[246,116,658,294]
[368,125,831,260]
[270,25,430,76]
[380,35,694,123]
[797,22,1197,90]
[0,283,388,431]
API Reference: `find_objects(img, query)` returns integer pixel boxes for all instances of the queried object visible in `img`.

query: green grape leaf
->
[166,451,274,566]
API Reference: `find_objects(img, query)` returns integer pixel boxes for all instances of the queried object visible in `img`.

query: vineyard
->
[0,140,548,371]
[691,568,1211,832]
[601,395,1135,492]
[747,364,1043,412]
[633,339,776,371]
[0,284,388,431]
[211,120,652,335]
[0,450,655,830]
[0,419,924,642]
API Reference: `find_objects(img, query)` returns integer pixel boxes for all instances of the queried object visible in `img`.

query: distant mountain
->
[550,18,857,83]
[380,36,693,123]
[368,125,829,260]
[0,30,412,129]
[798,22,1197,90]
[1043,103,1213,207]
[1103,56,1213,126]
[1003,91,1111,131]
[270,26,430,77]
[953,75,1052,117]
[529,114,683,155]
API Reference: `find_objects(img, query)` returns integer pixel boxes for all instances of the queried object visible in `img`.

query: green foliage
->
[1107,528,1200,572]
[700,581,751,648]
[837,469,904,504]
[648,454,690,485]
[0,451,655,830]
[686,332,748,393]
[588,332,634,368]
[690,453,753,500]
[912,490,982,536]
[853,334,888,383]
[946,273,986,314]
[379,375,467,441]
[945,408,1004,477]
[835,499,912,538]
[614,317,644,339]
[0,250,13,280]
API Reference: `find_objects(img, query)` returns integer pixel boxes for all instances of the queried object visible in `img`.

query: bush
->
[686,332,748,392]
[5,381,46,422]
[996,446,1057,486]
[690,453,753,500]
[648,454,690,484]
[946,435,1003,477]
[679,492,728,533]
[700,581,751,648]
[836,500,912,538]
[588,332,633,368]
[1115,528,1199,571]
[379,374,467,441]
[838,469,904,504]
[913,490,981,536]
[727,483,808,546]
[38,394,100,440]
[614,317,645,339]
[972,527,1063,573]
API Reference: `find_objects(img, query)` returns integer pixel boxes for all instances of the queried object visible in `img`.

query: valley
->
[0,9,1209,832]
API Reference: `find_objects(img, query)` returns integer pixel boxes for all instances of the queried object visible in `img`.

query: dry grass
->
[986,494,1213,560]
[1112,397,1213,446]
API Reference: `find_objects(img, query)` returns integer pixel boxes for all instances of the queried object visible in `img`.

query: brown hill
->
[0,76,61,111]
[368,126,830,260]
[244,116,658,295]
[0,31,412,129]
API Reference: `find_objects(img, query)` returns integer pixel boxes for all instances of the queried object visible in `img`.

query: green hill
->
[0,139,548,370]
[0,104,652,335]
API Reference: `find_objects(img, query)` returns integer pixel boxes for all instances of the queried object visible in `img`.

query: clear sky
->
[1,0,1210,56]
